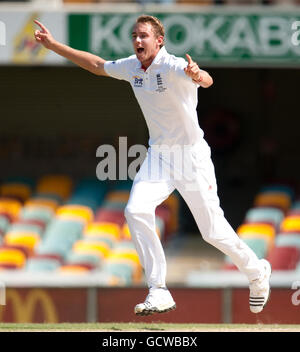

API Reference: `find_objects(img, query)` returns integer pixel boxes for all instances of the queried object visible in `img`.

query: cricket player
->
[34,15,271,316]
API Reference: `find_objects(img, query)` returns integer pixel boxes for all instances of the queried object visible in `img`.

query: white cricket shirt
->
[104,46,206,148]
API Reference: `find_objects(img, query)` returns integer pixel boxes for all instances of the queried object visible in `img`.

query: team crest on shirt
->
[156,73,167,93]
[133,75,143,87]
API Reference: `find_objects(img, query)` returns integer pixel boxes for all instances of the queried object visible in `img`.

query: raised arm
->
[34,20,108,77]
[184,54,213,88]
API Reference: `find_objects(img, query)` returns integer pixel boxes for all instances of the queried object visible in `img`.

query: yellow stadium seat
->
[56,205,94,223]
[72,240,110,259]
[4,232,40,253]
[0,247,26,268]
[106,191,130,203]
[84,222,121,240]
[36,175,73,200]
[237,223,275,238]
[0,183,31,202]
[0,198,22,220]
[237,223,275,251]
[280,216,300,232]
[254,192,291,212]
[108,248,140,265]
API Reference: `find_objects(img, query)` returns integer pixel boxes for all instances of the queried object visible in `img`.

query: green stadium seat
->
[103,261,134,286]
[275,234,300,249]
[65,252,102,267]
[26,257,61,272]
[245,207,284,228]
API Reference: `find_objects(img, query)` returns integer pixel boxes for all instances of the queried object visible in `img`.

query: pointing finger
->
[185,53,193,65]
[34,20,48,33]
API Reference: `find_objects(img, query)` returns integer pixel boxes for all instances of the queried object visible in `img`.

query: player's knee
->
[124,204,142,222]
[124,204,153,223]
[124,204,135,221]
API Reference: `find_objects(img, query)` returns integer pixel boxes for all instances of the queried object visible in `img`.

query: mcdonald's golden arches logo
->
[0,289,58,323]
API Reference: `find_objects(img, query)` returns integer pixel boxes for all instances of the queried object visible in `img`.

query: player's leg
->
[124,153,176,315]
[175,153,271,313]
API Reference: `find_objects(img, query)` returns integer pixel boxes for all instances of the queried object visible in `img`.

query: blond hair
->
[135,15,165,48]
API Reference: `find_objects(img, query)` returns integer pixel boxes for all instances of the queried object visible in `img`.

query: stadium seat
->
[84,222,121,241]
[67,178,107,212]
[237,223,276,252]
[280,215,300,232]
[242,237,268,259]
[65,252,101,267]
[155,205,172,236]
[95,208,126,227]
[36,218,83,259]
[0,215,9,237]
[0,198,22,221]
[260,184,295,200]
[292,200,300,211]
[3,231,40,254]
[100,200,126,211]
[0,182,32,202]
[26,257,61,272]
[12,219,46,233]
[56,204,94,224]
[36,174,73,201]
[106,190,130,203]
[267,246,300,270]
[0,246,28,269]
[72,239,110,260]
[102,261,134,286]
[25,197,59,212]
[20,205,54,226]
[7,222,43,236]
[275,234,300,249]
[254,192,291,212]
[105,241,143,284]
[245,207,284,229]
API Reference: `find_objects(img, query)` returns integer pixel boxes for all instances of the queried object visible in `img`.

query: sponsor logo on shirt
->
[133,75,143,87]
[156,73,167,93]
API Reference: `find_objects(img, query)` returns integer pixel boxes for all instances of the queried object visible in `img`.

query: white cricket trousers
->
[124,140,264,288]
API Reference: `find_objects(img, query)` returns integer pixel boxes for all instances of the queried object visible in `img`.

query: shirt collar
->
[136,46,168,71]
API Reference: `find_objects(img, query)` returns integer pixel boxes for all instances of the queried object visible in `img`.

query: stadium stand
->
[223,183,300,272]
[0,175,180,286]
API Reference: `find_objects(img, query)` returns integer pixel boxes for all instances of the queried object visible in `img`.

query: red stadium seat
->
[222,262,238,271]
[155,205,171,236]
[267,246,300,270]
[95,209,126,227]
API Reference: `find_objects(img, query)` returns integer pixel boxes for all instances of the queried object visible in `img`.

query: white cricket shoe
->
[249,259,272,313]
[134,287,176,316]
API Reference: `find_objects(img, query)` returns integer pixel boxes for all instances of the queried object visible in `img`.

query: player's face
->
[132,22,163,68]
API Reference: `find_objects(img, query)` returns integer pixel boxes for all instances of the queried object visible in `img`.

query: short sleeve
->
[104,57,131,82]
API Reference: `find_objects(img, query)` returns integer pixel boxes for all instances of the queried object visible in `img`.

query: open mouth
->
[137,48,144,54]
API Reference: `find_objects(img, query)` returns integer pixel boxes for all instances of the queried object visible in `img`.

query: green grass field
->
[0,322,299,332]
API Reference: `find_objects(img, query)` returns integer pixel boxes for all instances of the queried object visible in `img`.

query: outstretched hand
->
[184,54,203,84]
[34,20,55,49]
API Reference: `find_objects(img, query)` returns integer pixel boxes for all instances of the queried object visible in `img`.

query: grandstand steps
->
[165,234,224,285]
